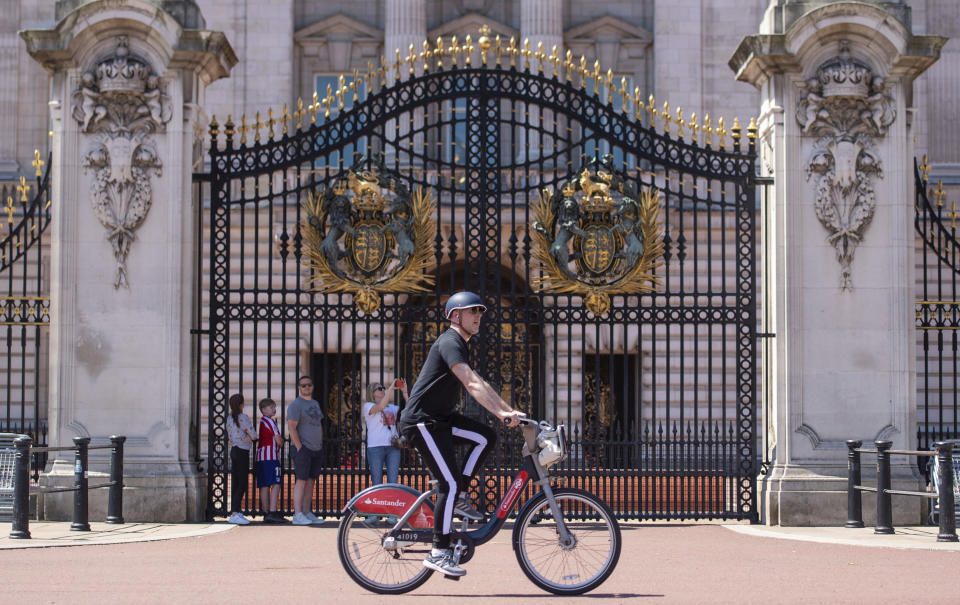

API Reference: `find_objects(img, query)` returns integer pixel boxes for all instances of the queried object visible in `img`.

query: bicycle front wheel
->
[513,488,622,595]
[337,509,433,594]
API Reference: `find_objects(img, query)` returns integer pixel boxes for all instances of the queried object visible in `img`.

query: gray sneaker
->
[423,550,466,577]
[453,494,483,521]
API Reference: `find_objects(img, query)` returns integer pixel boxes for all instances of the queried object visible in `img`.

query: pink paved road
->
[2,523,957,604]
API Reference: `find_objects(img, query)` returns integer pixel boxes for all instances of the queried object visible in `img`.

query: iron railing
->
[1,152,52,453]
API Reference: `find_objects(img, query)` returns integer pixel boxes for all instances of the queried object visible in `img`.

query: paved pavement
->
[2,518,958,603]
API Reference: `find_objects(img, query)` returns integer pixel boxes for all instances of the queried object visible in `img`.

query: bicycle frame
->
[341,420,574,548]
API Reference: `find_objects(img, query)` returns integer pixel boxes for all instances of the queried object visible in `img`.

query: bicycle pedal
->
[442,574,462,582]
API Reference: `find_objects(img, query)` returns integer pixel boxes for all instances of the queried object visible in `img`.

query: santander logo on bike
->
[497,471,528,518]
[363,496,406,508]
[358,488,414,514]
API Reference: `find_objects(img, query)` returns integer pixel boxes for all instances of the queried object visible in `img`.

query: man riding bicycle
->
[397,291,524,577]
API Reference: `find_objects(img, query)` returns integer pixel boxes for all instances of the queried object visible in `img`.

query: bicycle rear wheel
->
[512,488,621,595]
[337,509,433,594]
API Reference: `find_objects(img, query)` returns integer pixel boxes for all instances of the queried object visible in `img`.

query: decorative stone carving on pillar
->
[796,41,895,290]
[72,36,172,288]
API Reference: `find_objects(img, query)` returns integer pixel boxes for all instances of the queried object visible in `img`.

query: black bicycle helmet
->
[444,291,486,319]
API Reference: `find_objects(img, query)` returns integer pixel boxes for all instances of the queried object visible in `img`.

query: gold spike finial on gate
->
[647,95,657,123]
[950,201,959,229]
[579,56,587,89]
[310,91,319,124]
[4,196,14,224]
[505,37,515,68]
[662,101,671,135]
[593,60,601,93]
[450,36,460,67]
[253,112,262,143]
[208,114,219,143]
[32,150,44,178]
[352,70,361,102]
[536,41,545,74]
[267,108,277,140]
[731,117,742,143]
[465,35,474,66]
[408,44,418,74]
[294,98,304,131]
[522,38,531,71]
[421,40,432,72]
[703,115,712,147]
[550,45,559,77]
[224,115,235,142]
[690,113,698,143]
[282,105,291,136]
[747,117,758,139]
[605,69,614,101]
[17,176,31,203]
[564,50,574,83]
[239,114,248,145]
[633,88,643,122]
[717,117,728,149]
[676,107,685,137]
[436,37,445,69]
[934,180,946,208]
[494,35,503,67]
[920,155,930,182]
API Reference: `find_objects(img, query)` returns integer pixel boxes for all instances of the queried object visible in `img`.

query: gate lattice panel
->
[198,48,759,521]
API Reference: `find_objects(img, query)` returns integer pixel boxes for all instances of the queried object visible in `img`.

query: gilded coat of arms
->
[531,156,663,316]
[301,156,436,314]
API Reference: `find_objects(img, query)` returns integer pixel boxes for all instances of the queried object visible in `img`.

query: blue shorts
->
[255,459,282,487]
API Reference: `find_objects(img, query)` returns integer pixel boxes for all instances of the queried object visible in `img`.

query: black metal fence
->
[1,152,52,456]
[200,39,759,521]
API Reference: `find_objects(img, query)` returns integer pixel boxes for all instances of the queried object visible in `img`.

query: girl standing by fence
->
[227,393,257,524]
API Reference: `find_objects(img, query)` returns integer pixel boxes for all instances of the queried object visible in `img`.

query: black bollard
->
[71,436,91,531]
[934,441,958,542]
[106,435,125,524]
[874,440,894,535]
[9,436,33,539]
[845,440,864,528]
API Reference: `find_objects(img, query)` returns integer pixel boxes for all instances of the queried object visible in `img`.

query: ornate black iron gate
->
[198,40,759,521]
[915,157,960,454]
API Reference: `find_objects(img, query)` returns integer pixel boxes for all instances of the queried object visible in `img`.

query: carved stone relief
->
[73,36,171,288]
[796,41,895,290]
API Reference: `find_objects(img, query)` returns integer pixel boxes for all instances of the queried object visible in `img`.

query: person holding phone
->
[363,378,407,486]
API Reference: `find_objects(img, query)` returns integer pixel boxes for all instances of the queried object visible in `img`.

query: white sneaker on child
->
[291,512,312,525]
[228,512,251,525]
[305,511,325,525]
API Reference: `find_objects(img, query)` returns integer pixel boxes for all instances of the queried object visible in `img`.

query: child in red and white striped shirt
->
[256,398,287,523]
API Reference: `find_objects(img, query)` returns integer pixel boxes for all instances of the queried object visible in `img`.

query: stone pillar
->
[21,0,235,522]
[731,2,945,525]
[384,0,425,166]
[518,0,562,164]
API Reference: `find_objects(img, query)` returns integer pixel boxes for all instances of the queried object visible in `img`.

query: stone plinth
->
[21,0,235,522]
[731,2,945,525]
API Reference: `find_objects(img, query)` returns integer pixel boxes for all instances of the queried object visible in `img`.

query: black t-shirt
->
[398,328,470,431]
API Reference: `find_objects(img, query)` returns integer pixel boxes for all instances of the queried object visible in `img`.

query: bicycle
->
[337,417,622,595]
